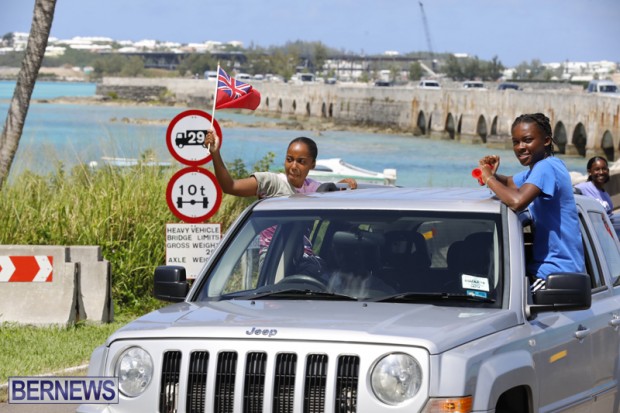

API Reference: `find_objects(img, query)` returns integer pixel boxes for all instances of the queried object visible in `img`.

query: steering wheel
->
[277,274,328,290]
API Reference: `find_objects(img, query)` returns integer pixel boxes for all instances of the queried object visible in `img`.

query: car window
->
[587,211,620,286]
[579,213,605,290]
[195,210,503,307]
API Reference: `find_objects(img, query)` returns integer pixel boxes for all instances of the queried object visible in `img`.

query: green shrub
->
[0,152,275,316]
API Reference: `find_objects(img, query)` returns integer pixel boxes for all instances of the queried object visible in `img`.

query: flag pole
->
[211,62,220,122]
[208,62,220,151]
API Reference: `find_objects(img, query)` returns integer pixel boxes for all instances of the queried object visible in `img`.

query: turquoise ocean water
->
[0,80,589,187]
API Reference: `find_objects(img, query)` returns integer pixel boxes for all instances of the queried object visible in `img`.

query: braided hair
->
[511,113,557,156]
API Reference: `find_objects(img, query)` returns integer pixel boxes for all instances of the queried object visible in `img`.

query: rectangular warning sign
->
[165,223,222,279]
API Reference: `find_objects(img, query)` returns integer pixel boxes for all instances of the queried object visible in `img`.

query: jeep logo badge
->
[246,327,278,337]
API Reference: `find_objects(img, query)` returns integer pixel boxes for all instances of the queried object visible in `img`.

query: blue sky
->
[1,0,619,67]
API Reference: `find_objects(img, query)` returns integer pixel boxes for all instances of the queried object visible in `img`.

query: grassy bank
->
[0,153,271,313]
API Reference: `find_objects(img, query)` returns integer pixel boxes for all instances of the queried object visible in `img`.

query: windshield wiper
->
[234,288,358,301]
[371,292,495,304]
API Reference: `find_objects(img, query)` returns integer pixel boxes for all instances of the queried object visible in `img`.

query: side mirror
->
[154,266,190,302]
[530,273,591,313]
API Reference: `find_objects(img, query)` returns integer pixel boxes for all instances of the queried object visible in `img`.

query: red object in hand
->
[471,168,484,185]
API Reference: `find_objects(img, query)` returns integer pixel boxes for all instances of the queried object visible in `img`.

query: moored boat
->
[309,158,397,186]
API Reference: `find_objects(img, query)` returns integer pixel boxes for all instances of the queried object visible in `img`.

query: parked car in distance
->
[236,73,252,81]
[418,79,441,89]
[497,82,520,91]
[374,80,392,87]
[586,79,620,95]
[203,70,217,80]
[462,80,486,89]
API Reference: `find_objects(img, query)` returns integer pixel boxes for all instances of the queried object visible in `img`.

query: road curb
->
[0,364,89,402]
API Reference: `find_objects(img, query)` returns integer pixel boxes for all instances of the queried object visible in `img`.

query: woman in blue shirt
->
[477,113,585,292]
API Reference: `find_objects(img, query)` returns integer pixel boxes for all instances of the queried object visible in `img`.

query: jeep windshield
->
[194,210,503,308]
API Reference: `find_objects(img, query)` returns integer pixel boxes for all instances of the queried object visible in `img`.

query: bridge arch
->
[490,116,498,136]
[428,114,433,135]
[328,103,334,118]
[265,97,270,108]
[306,102,311,116]
[321,102,327,118]
[457,115,463,135]
[572,123,587,157]
[477,115,488,143]
[602,130,614,161]
[416,111,427,135]
[445,113,456,139]
[292,100,297,112]
[277,98,283,113]
[553,122,567,154]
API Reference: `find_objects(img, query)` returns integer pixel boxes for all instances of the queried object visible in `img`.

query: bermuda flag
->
[215,67,261,110]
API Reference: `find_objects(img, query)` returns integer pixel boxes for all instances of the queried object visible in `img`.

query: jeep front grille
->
[159,350,359,413]
[187,351,209,413]
[160,350,181,413]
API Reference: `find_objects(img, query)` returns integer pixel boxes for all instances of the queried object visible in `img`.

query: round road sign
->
[166,167,222,223]
[166,109,222,166]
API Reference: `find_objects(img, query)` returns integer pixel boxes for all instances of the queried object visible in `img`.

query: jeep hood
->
[109,300,519,354]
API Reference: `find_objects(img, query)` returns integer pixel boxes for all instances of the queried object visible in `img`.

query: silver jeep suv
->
[80,187,620,413]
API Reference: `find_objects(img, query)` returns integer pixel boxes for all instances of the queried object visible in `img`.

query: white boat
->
[93,156,397,186]
[309,158,397,186]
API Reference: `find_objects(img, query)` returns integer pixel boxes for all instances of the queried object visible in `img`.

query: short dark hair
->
[288,137,318,160]
[586,156,609,182]
[512,113,556,155]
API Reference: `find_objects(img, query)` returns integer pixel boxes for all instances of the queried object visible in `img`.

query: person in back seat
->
[574,156,620,238]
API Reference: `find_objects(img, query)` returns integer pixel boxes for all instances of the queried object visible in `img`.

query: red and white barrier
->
[0,255,54,282]
[0,245,111,326]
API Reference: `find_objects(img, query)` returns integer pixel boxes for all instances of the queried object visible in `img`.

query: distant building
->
[44,46,66,56]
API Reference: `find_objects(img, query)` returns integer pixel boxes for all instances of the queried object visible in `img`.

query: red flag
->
[215,67,261,110]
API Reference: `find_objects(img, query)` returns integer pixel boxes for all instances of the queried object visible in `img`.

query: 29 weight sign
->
[166,167,222,223]
[166,109,222,166]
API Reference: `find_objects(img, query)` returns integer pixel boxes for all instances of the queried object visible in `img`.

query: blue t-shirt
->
[513,157,585,279]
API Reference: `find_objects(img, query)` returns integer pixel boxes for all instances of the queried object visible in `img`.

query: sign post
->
[164,109,224,278]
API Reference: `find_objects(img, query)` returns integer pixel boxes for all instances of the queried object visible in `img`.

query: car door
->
[534,205,620,413]
[530,306,594,413]
[580,208,620,413]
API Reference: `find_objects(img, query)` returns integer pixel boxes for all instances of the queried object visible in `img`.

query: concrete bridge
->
[255,83,620,161]
[96,77,620,205]
[98,78,620,161]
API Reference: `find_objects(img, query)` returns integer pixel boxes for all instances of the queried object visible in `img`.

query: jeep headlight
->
[371,353,422,405]
[116,347,153,397]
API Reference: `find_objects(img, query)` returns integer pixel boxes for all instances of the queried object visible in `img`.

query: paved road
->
[0,403,77,413]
